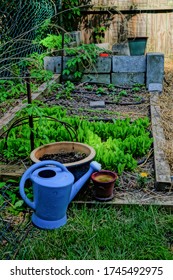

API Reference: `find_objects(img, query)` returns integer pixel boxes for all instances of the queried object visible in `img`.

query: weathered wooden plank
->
[0,165,26,181]
[150,93,172,190]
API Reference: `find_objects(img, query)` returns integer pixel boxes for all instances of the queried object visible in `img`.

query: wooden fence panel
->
[81,0,173,55]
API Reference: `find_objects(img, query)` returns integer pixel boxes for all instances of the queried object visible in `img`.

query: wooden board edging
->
[150,93,172,190]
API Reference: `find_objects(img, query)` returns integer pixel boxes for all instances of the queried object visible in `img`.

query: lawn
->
[1,203,172,260]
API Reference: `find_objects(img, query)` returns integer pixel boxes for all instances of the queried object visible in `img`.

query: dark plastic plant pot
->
[91,170,118,201]
[128,37,148,56]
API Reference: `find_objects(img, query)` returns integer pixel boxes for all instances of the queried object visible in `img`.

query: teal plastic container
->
[128,37,148,56]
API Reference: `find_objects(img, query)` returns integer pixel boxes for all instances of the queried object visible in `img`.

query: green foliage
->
[0,179,33,215]
[92,26,106,43]
[39,34,70,54]
[1,106,152,175]
[63,43,101,79]
[61,0,92,32]
[96,87,105,95]
[84,84,93,91]
[0,79,27,103]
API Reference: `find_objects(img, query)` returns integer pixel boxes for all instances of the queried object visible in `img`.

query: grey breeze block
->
[44,56,111,74]
[44,56,77,74]
[112,56,146,73]
[146,53,164,89]
[111,56,146,86]
[44,53,164,88]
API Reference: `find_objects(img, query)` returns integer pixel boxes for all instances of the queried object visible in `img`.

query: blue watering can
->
[19,160,101,229]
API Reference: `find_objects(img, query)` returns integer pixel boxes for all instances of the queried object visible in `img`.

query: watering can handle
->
[19,160,69,210]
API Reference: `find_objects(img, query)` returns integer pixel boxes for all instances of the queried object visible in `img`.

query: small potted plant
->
[91,170,118,201]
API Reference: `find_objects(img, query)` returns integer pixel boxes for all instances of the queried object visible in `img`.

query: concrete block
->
[83,57,111,73]
[82,74,111,84]
[90,101,105,108]
[111,73,145,86]
[112,42,130,56]
[44,56,77,74]
[112,56,146,73]
[148,83,163,92]
[146,53,164,89]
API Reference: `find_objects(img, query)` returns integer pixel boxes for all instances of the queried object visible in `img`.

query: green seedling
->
[84,85,93,91]
[96,87,105,95]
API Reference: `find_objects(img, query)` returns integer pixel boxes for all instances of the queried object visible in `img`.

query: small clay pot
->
[91,170,118,201]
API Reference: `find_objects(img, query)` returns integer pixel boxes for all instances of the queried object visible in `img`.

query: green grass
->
[16,205,173,260]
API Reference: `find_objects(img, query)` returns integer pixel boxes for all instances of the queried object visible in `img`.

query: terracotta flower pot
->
[30,141,96,181]
[91,170,118,201]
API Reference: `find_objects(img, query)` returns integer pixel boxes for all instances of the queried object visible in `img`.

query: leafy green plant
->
[63,44,101,79]
[132,83,145,92]
[84,84,93,91]
[39,34,70,55]
[0,80,27,103]
[92,26,106,43]
[0,179,33,215]
[108,83,116,92]
[1,106,152,175]
[96,87,105,95]
[114,89,128,103]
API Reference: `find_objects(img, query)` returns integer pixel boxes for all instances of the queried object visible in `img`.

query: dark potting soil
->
[39,151,87,163]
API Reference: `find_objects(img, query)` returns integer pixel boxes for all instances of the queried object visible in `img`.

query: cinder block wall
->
[44,53,164,90]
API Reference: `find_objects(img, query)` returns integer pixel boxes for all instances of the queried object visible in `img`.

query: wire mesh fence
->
[0,0,58,77]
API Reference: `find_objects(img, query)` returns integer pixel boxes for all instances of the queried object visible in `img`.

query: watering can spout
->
[69,161,101,202]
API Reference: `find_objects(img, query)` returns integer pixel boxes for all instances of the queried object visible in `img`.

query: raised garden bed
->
[1,73,173,207]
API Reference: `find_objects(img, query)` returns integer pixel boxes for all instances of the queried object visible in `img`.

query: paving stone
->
[90,101,105,108]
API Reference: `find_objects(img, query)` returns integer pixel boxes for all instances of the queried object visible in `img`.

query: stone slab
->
[146,53,164,89]
[90,101,105,108]
[81,74,110,84]
[150,94,171,190]
[148,83,163,92]
[111,73,145,86]
[112,56,146,73]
